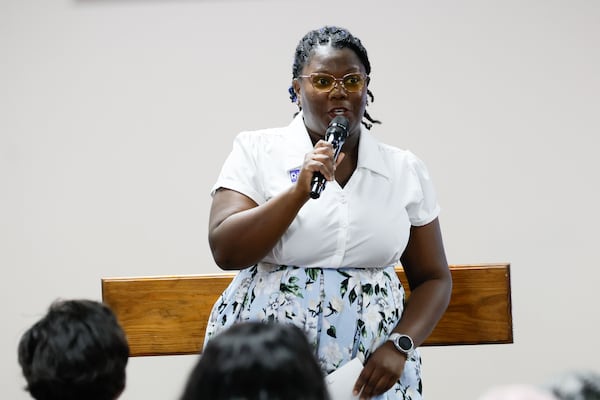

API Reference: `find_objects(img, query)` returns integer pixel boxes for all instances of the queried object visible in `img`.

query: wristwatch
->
[387,333,414,358]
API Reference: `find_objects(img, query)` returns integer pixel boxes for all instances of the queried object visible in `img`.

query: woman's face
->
[293,45,369,140]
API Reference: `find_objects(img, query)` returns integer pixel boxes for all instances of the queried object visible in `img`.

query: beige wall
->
[2,0,599,398]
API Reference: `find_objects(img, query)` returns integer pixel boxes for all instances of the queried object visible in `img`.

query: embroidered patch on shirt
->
[288,167,300,183]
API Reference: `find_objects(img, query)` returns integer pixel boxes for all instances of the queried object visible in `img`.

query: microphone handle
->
[309,172,327,199]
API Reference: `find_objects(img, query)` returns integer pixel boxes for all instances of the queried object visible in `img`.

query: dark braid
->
[289,26,382,129]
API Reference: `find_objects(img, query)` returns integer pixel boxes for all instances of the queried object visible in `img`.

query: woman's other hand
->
[353,343,406,399]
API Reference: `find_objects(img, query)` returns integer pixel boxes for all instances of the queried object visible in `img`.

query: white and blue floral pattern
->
[205,264,423,400]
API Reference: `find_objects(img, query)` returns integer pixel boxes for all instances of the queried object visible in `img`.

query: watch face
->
[398,335,413,351]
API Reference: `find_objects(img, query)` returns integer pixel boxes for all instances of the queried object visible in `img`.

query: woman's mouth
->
[329,108,349,117]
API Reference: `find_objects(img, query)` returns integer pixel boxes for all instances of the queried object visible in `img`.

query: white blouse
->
[211,113,440,269]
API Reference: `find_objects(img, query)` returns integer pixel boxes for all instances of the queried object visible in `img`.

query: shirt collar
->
[356,126,391,180]
[288,111,314,152]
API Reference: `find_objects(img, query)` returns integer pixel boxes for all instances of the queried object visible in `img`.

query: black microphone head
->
[329,115,348,130]
[326,116,349,140]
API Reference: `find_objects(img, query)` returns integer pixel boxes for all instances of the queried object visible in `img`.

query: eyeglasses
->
[296,72,368,93]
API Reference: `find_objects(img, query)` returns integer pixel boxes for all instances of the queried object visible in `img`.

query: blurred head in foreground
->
[18,299,129,400]
[180,321,330,400]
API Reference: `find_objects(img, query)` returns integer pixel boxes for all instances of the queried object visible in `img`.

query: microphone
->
[309,116,349,199]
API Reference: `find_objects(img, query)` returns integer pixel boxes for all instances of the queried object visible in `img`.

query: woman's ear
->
[292,79,301,95]
[292,80,302,108]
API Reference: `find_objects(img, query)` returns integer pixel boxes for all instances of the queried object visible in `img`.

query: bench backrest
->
[102,263,512,357]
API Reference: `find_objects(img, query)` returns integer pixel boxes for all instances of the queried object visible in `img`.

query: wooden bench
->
[102,263,512,357]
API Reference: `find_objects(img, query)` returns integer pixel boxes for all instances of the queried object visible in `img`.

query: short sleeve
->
[210,132,266,204]
[405,152,441,226]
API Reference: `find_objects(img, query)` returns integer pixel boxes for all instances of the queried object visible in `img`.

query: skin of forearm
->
[209,186,310,270]
[392,277,452,347]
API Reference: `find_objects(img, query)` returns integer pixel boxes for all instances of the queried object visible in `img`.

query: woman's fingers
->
[353,346,406,399]
[301,140,336,182]
[356,370,398,399]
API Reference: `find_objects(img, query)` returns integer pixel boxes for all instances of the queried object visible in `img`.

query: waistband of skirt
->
[256,261,397,273]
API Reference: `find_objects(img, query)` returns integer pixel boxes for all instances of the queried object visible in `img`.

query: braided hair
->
[289,26,381,129]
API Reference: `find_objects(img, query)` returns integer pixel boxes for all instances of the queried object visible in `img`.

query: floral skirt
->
[204,263,423,400]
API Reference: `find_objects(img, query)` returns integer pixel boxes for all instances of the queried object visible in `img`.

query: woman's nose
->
[329,81,348,98]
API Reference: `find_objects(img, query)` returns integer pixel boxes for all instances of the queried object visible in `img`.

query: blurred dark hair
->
[180,321,330,400]
[18,299,129,400]
[547,370,600,400]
